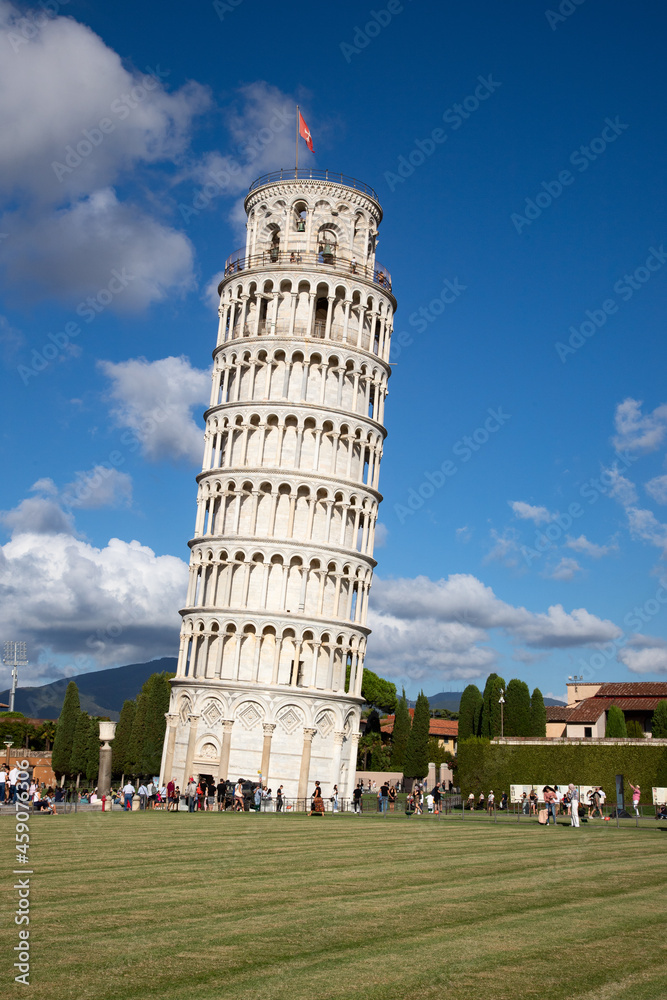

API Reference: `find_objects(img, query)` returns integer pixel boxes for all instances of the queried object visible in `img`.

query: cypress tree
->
[126,690,149,777]
[52,681,81,777]
[481,673,506,738]
[69,712,90,779]
[458,684,483,740]
[504,679,531,736]
[86,716,101,783]
[141,672,172,776]
[112,700,136,777]
[529,688,547,737]
[605,704,627,737]
[403,691,430,779]
[389,689,411,770]
[651,700,667,738]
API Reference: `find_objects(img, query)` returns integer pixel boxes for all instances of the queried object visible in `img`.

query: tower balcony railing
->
[248,168,379,202]
[223,247,392,292]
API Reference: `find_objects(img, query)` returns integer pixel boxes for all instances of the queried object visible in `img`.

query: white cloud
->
[0,3,209,204]
[456,525,472,543]
[625,508,667,553]
[484,527,522,568]
[546,557,581,581]
[509,500,554,523]
[61,466,132,510]
[605,467,639,508]
[566,534,618,558]
[370,574,621,664]
[612,398,667,454]
[373,522,388,548]
[99,355,209,463]
[0,496,75,537]
[5,188,196,310]
[618,636,667,675]
[0,529,187,685]
[646,475,667,505]
[203,270,225,311]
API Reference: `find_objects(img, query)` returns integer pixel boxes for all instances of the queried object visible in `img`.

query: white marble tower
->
[160,169,395,801]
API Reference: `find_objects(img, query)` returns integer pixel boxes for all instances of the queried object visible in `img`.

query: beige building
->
[160,169,395,800]
[545,681,667,738]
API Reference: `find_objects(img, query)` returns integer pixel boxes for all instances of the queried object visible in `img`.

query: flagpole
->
[295,104,299,174]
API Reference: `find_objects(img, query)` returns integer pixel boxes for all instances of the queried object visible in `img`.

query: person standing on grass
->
[276,785,284,812]
[487,790,495,815]
[629,782,641,816]
[380,780,389,813]
[432,783,441,815]
[478,790,485,811]
[167,778,175,811]
[598,787,606,815]
[123,780,135,811]
[544,786,557,825]
[569,784,580,827]
[332,784,339,812]
[234,779,245,812]
[186,777,197,812]
[8,763,18,803]
[467,791,475,811]
[216,778,226,812]
[388,784,397,811]
[353,783,363,814]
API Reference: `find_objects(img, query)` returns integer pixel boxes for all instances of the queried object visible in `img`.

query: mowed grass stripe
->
[2,814,666,1000]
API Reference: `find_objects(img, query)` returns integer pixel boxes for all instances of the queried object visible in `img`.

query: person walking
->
[167,778,176,811]
[629,782,641,817]
[276,785,284,812]
[233,779,245,812]
[332,784,339,812]
[122,780,135,811]
[353,783,363,814]
[138,782,148,810]
[569,784,580,827]
[8,763,18,803]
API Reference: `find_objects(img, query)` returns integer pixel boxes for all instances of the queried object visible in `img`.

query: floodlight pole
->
[3,641,28,713]
[499,689,505,738]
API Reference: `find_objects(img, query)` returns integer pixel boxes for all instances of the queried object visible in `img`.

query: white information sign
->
[652,787,667,805]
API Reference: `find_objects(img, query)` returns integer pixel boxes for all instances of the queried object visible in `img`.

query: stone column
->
[427,761,436,791]
[330,731,345,795]
[160,713,179,785]
[217,719,234,780]
[260,723,276,783]
[98,743,113,798]
[182,714,200,786]
[297,727,317,801]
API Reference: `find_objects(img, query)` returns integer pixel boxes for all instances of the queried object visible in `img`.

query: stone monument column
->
[98,721,116,799]
[217,719,234,780]
[297,727,317,801]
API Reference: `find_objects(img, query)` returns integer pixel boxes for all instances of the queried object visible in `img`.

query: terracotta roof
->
[594,683,667,698]
[567,696,664,724]
[380,713,458,737]
[546,706,574,722]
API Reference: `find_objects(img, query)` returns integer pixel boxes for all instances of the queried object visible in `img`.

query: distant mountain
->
[0,657,177,721]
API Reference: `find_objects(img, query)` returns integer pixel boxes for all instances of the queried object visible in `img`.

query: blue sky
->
[2,0,667,700]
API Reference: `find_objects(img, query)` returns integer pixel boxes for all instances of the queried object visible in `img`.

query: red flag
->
[299,111,314,153]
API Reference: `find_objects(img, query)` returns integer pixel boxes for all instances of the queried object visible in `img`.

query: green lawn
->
[3,811,667,999]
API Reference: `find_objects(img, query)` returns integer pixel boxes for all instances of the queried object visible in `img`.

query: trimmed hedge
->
[457,737,667,804]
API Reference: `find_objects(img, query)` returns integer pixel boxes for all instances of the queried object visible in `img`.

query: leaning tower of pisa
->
[160,168,395,802]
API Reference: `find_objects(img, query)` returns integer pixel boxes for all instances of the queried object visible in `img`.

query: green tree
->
[389,690,411,770]
[370,740,392,771]
[480,673,506,738]
[141,672,172,776]
[651,700,667,738]
[656,748,667,789]
[529,688,547,737]
[112,700,136,778]
[458,684,483,740]
[606,704,627,737]
[403,691,430,779]
[52,681,81,777]
[126,690,148,776]
[426,736,456,769]
[504,679,531,736]
[360,668,398,714]
[69,711,90,779]
[625,720,644,739]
